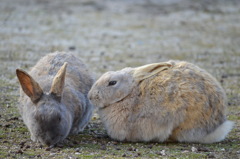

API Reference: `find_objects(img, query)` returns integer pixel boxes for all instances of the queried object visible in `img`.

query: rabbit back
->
[29,52,93,94]
[137,61,229,142]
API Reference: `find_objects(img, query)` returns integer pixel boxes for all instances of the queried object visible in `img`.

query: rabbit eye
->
[108,81,117,86]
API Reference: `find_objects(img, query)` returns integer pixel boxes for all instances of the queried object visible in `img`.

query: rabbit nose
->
[89,94,93,100]
[89,91,99,100]
[91,95,99,100]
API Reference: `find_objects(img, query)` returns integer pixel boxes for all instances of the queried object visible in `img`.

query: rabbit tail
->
[201,120,234,143]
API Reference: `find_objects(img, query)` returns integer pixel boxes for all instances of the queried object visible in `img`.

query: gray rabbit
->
[88,60,234,143]
[16,52,94,146]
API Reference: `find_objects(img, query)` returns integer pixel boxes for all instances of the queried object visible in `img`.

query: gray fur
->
[16,52,94,146]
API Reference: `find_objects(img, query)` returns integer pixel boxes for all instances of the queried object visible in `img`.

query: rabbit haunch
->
[88,60,234,143]
[16,52,94,146]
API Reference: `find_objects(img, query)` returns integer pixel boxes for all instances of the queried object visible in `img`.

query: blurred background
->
[1,0,239,103]
[0,0,239,158]
[0,0,239,75]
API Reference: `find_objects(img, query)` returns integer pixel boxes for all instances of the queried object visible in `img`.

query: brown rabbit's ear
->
[133,62,172,82]
[16,69,43,103]
[50,62,67,99]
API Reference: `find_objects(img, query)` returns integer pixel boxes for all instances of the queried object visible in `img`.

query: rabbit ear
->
[16,69,43,103]
[50,62,67,99]
[133,62,172,82]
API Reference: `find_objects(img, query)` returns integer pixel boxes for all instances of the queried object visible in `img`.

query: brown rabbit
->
[88,60,234,143]
[16,52,94,146]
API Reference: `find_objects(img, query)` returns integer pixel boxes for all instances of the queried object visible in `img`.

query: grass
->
[1,103,239,158]
[0,0,240,158]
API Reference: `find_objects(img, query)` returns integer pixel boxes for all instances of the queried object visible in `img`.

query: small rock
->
[112,141,118,145]
[25,145,30,149]
[182,150,189,153]
[49,153,56,156]
[100,145,107,150]
[134,148,138,151]
[91,116,98,120]
[207,153,216,158]
[147,144,153,149]
[191,146,198,152]
[160,150,166,156]
[127,147,133,151]
[45,147,51,151]
[157,150,166,156]
[69,46,76,50]
[3,140,8,143]
[36,154,41,158]
[122,153,126,157]
[16,149,23,154]
[75,152,81,155]
[75,148,80,152]
[221,74,228,79]
[115,147,121,150]
[198,147,210,152]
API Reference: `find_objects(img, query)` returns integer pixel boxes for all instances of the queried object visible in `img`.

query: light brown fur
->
[88,60,234,143]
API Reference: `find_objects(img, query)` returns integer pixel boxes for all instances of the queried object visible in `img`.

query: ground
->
[0,0,240,158]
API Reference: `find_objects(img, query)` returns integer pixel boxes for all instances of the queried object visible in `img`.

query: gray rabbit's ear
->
[50,62,67,99]
[16,69,43,103]
[133,62,172,82]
